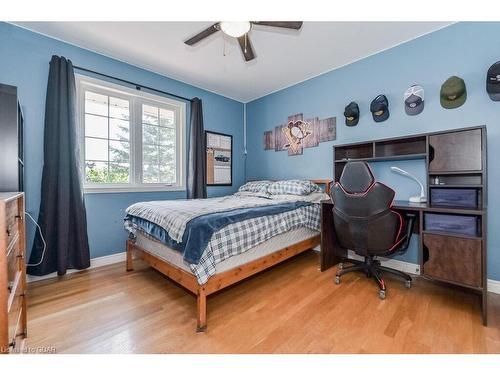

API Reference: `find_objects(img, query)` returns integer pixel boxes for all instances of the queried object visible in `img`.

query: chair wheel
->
[405,280,412,289]
[379,290,386,300]
[335,276,341,284]
[338,263,343,270]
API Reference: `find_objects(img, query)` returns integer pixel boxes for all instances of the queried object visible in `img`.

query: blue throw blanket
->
[125,200,311,264]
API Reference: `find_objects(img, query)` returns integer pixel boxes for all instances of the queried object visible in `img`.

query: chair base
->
[335,257,412,299]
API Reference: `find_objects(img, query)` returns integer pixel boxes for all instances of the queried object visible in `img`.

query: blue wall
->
[0,22,245,259]
[246,22,500,280]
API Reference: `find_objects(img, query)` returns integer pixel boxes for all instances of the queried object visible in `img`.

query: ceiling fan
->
[184,21,303,62]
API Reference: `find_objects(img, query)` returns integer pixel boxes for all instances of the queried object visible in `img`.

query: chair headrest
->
[339,161,374,193]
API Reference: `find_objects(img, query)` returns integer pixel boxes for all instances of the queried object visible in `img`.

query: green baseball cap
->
[440,76,467,109]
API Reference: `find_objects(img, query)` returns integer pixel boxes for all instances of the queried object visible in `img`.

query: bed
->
[124,179,331,331]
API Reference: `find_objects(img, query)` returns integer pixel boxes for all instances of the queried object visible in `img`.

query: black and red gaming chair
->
[331,161,416,299]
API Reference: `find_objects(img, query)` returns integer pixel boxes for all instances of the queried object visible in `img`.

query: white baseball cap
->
[404,85,424,115]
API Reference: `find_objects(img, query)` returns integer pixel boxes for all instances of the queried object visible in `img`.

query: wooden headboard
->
[310,179,333,195]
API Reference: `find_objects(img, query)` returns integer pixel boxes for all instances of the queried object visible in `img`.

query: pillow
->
[267,180,321,196]
[238,180,272,193]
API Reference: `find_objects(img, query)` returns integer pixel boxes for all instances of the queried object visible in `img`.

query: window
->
[76,75,186,193]
[141,104,177,184]
[83,91,131,184]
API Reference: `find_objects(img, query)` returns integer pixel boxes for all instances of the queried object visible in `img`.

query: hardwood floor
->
[26,250,500,354]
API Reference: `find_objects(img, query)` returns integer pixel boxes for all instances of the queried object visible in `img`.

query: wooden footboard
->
[126,234,320,332]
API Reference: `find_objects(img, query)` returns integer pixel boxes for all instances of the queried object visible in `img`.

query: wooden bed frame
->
[125,179,331,332]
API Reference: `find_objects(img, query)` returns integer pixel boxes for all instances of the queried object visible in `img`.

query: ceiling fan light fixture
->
[219,21,251,38]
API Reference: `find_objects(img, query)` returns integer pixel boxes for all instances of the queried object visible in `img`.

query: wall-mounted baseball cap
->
[344,101,359,126]
[486,61,500,101]
[404,85,424,115]
[440,76,467,109]
[370,95,389,122]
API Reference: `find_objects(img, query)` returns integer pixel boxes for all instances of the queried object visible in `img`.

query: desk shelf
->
[392,201,484,215]
[421,230,482,241]
[429,184,483,188]
[335,153,427,163]
[429,170,483,175]
[423,206,484,215]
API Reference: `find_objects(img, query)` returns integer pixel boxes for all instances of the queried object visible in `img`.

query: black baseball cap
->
[487,61,500,101]
[370,95,389,122]
[344,101,359,126]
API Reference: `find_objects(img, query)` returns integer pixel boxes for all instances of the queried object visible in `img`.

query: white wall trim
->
[243,102,247,155]
[27,252,126,283]
[347,250,421,275]
[312,247,420,274]
[488,279,500,295]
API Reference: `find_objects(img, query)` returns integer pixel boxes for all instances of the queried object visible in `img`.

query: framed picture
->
[206,130,233,186]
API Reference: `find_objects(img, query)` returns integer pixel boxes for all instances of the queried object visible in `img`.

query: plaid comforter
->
[190,203,320,284]
[126,195,288,243]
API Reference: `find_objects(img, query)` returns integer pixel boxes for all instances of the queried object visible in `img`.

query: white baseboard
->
[488,279,500,295]
[27,251,126,283]
[347,250,421,275]
[311,247,420,274]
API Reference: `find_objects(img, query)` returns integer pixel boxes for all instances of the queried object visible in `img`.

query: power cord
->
[24,212,46,267]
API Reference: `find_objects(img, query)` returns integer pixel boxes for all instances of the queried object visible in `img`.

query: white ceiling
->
[14,22,451,102]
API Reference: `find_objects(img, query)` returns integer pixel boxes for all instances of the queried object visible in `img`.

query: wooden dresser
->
[0,192,26,354]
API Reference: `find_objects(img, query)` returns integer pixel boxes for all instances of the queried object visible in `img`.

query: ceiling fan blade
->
[184,23,220,45]
[237,35,256,62]
[251,21,303,30]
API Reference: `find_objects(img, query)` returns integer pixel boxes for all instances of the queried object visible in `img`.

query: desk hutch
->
[320,126,488,325]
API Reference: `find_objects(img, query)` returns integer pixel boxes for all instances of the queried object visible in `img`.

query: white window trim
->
[76,74,187,194]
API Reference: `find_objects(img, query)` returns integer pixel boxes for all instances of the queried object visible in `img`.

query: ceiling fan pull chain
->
[223,37,226,57]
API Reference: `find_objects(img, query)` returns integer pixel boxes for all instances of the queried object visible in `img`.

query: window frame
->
[76,74,186,194]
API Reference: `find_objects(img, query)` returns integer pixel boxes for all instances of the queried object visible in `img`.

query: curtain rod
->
[73,65,194,103]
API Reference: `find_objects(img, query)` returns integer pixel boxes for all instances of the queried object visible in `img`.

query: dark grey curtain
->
[28,56,90,276]
[187,97,207,199]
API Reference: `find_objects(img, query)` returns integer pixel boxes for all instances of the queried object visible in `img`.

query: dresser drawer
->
[7,276,24,347]
[5,198,20,250]
[8,327,24,354]
[0,194,27,354]
[6,236,21,290]
[7,307,24,354]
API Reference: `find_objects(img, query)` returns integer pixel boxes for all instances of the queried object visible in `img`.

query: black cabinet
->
[429,129,482,172]
[0,84,23,192]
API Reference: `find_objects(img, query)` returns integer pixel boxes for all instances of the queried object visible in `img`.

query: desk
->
[392,200,428,211]
[327,126,488,325]
[320,198,488,324]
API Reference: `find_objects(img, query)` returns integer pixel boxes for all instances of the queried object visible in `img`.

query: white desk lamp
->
[390,166,427,203]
